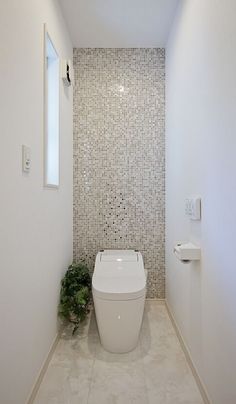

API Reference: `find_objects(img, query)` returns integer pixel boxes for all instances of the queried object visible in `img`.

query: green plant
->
[58,262,91,334]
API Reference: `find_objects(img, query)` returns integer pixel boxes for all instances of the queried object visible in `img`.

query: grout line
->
[165,300,211,404]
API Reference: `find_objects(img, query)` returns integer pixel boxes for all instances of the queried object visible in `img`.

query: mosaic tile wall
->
[73,48,165,298]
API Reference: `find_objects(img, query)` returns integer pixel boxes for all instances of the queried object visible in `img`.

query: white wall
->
[166,1,236,403]
[0,1,73,403]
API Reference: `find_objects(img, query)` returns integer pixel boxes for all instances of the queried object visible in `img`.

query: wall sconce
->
[61,59,74,86]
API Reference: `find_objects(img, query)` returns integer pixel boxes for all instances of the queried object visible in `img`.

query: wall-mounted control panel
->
[185,197,201,220]
[22,145,31,173]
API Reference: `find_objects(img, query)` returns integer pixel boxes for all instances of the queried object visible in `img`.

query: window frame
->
[43,24,60,189]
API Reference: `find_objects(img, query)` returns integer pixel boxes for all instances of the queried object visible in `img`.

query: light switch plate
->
[22,145,31,173]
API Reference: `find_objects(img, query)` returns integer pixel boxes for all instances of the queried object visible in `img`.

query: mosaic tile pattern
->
[73,48,165,298]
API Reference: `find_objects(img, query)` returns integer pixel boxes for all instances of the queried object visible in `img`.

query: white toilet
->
[92,249,146,353]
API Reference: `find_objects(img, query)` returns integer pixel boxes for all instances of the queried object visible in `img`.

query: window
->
[44,27,59,187]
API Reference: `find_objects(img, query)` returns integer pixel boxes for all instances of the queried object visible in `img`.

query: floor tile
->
[88,358,148,404]
[34,311,97,404]
[141,302,203,404]
[87,338,148,404]
[33,301,204,404]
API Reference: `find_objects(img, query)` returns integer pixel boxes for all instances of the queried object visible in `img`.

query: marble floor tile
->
[141,302,203,404]
[87,338,148,404]
[88,357,148,404]
[33,301,204,404]
[34,312,98,404]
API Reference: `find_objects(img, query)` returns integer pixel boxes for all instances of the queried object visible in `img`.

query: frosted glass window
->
[44,30,59,187]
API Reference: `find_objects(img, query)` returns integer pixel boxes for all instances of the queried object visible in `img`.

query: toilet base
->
[93,294,145,353]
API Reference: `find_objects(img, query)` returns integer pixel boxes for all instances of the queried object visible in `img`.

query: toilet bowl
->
[92,249,146,353]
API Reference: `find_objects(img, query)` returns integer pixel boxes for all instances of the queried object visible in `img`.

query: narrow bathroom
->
[1,1,236,404]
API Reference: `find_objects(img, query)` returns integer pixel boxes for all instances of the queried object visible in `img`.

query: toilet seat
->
[92,250,146,301]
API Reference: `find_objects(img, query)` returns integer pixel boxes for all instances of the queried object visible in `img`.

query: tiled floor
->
[34,301,203,404]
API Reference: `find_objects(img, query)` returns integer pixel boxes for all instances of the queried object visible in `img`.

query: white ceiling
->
[59,0,180,48]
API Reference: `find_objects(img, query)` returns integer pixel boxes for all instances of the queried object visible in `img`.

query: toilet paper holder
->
[174,242,201,263]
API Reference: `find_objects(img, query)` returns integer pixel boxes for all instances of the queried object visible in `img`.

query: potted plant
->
[58,262,91,334]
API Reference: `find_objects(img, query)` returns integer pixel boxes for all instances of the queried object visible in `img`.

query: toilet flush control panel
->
[185,197,201,220]
[173,196,202,264]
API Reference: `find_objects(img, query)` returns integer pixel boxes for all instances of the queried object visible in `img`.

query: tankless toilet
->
[92,249,146,353]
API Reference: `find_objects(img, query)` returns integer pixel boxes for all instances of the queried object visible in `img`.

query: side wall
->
[0,1,73,403]
[73,48,165,298]
[166,1,236,403]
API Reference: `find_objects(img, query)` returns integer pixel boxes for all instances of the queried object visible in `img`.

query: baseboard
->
[165,300,211,404]
[26,333,60,404]
[146,298,165,301]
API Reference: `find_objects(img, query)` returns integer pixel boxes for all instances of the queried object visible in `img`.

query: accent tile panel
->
[73,48,165,298]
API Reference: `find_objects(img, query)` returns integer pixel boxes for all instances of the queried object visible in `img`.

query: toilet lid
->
[92,250,146,300]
